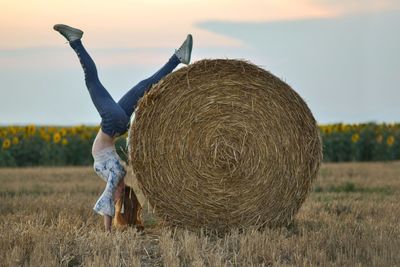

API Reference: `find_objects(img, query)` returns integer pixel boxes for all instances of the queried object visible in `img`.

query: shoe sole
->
[184,34,193,64]
[53,24,83,38]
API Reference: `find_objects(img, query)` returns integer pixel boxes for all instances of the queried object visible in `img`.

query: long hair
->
[113,185,144,231]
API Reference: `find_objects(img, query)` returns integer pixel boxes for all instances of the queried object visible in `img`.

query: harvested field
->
[0,162,399,266]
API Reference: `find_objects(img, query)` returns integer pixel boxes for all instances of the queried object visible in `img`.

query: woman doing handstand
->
[53,24,193,231]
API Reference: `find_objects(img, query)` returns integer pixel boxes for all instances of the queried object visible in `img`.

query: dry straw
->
[128,59,322,232]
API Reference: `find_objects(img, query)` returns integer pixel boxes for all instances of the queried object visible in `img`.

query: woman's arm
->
[103,180,125,231]
[104,215,112,231]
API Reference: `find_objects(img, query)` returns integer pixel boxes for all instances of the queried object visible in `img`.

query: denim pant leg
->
[117,54,181,118]
[70,40,129,136]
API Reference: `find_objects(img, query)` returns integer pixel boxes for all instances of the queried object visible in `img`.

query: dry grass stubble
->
[0,162,399,266]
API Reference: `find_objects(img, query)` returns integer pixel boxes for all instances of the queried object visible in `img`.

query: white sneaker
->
[53,24,83,42]
[175,34,193,65]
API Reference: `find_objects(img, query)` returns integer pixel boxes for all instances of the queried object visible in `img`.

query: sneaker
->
[53,24,83,42]
[175,34,193,65]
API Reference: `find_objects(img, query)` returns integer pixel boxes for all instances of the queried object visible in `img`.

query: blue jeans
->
[70,40,181,137]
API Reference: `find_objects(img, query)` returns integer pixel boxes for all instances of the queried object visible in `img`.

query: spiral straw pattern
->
[128,59,322,231]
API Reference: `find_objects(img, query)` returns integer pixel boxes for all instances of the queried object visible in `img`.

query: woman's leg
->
[117,34,193,118]
[55,25,192,137]
[117,54,181,118]
[69,40,129,137]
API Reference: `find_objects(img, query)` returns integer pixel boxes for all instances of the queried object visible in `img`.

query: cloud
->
[2,1,399,124]
[0,0,331,49]
[196,10,400,123]
[0,46,184,125]
[310,0,400,14]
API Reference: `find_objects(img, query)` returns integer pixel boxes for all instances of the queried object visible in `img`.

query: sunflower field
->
[0,125,127,167]
[0,123,399,166]
[320,123,399,162]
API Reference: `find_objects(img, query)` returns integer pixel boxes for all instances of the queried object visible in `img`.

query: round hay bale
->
[128,59,322,231]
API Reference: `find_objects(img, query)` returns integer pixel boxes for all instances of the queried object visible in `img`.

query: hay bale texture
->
[128,59,322,231]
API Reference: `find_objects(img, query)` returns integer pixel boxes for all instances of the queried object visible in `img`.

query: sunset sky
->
[1,0,399,125]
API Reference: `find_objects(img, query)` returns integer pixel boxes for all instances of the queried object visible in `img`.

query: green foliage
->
[314,182,393,195]
[0,123,399,166]
[320,123,400,162]
[0,125,127,166]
